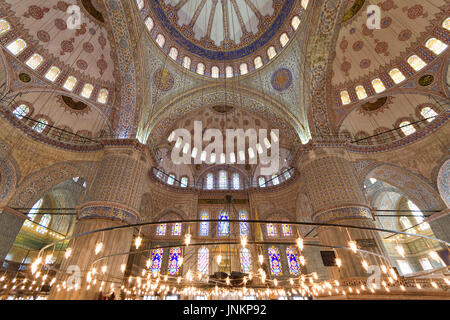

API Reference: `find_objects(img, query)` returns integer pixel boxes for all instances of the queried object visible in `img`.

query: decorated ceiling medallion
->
[360,96,392,114]
[60,95,90,114]
[18,73,31,83]
[212,105,234,114]
[153,67,174,91]
[271,68,292,91]
[418,74,434,86]
[150,0,296,60]
[81,0,105,23]
[342,0,366,23]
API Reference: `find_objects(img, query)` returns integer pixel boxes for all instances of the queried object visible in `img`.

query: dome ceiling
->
[138,0,307,77]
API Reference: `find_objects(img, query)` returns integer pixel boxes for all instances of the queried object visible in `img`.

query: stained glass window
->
[219,170,227,189]
[151,248,163,274]
[0,19,11,35]
[167,174,175,185]
[240,248,252,273]
[24,199,42,227]
[258,177,266,187]
[156,223,166,236]
[268,247,282,276]
[199,211,209,236]
[282,224,292,237]
[399,121,415,136]
[25,53,43,70]
[168,247,181,275]
[232,173,240,190]
[254,56,263,69]
[425,38,448,55]
[355,85,368,100]
[239,210,249,236]
[420,107,438,122]
[266,223,277,237]
[172,223,182,236]
[33,119,48,133]
[389,68,406,84]
[198,247,209,274]
[180,177,188,187]
[340,90,351,105]
[407,55,427,71]
[206,173,214,190]
[6,38,27,55]
[36,214,50,234]
[371,78,386,93]
[286,247,301,276]
[183,56,191,69]
[218,210,230,236]
[271,175,280,186]
[13,104,29,119]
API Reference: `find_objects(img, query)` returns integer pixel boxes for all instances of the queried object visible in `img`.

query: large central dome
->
[138,0,308,77]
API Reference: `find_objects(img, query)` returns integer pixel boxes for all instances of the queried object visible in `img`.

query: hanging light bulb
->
[226,277,230,286]
[220,153,226,164]
[258,254,264,265]
[135,235,142,249]
[335,258,342,268]
[182,143,190,154]
[101,265,107,274]
[296,237,304,251]
[200,151,207,162]
[185,233,191,246]
[380,265,387,274]
[299,255,306,266]
[45,254,53,265]
[270,131,279,143]
[389,268,398,280]
[64,248,72,259]
[95,242,103,255]
[217,255,222,265]
[348,241,357,253]
[174,137,182,149]
[191,147,198,158]
[168,131,175,142]
[396,245,405,258]
[179,256,183,266]
[361,260,369,271]
[121,264,126,273]
[274,279,278,287]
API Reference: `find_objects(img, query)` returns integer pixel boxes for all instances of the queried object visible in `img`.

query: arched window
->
[156,34,165,47]
[282,224,292,237]
[443,17,450,31]
[240,248,252,273]
[180,176,188,187]
[407,55,427,71]
[206,173,214,190]
[13,104,29,119]
[168,247,181,275]
[81,83,94,99]
[340,90,351,105]
[291,16,301,30]
[232,173,240,190]
[371,78,386,93]
[283,169,291,180]
[258,176,266,187]
[225,66,233,78]
[183,56,191,69]
[254,56,263,69]
[145,17,154,31]
[24,198,43,227]
[167,174,175,185]
[211,66,220,78]
[199,211,209,236]
[26,53,43,70]
[271,175,280,186]
[301,0,309,9]
[218,210,230,236]
[267,46,277,59]
[169,47,178,60]
[280,33,289,47]
[0,19,11,35]
[268,247,283,276]
[239,210,249,236]
[197,63,205,75]
[37,214,50,234]
[45,66,61,82]
[407,200,429,230]
[172,223,182,236]
[136,0,144,10]
[156,223,167,236]
[240,63,248,75]
[33,119,48,133]
[63,76,77,91]
[266,223,277,237]
[6,38,27,55]
[97,89,109,104]
[425,38,448,55]
[420,106,438,122]
[286,247,301,275]
[389,68,406,84]
[198,247,209,274]
[151,248,164,274]
[399,121,416,136]
[219,170,227,189]
[355,85,368,100]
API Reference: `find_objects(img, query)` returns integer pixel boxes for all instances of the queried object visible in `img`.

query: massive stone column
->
[49,143,148,300]
[298,144,385,279]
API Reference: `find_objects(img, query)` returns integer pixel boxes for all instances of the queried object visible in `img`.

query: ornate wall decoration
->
[436,159,450,207]
[153,68,174,92]
[271,68,293,92]
[0,154,19,204]
[80,204,138,224]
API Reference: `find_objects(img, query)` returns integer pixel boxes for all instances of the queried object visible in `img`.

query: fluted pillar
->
[299,144,385,279]
[50,144,147,300]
